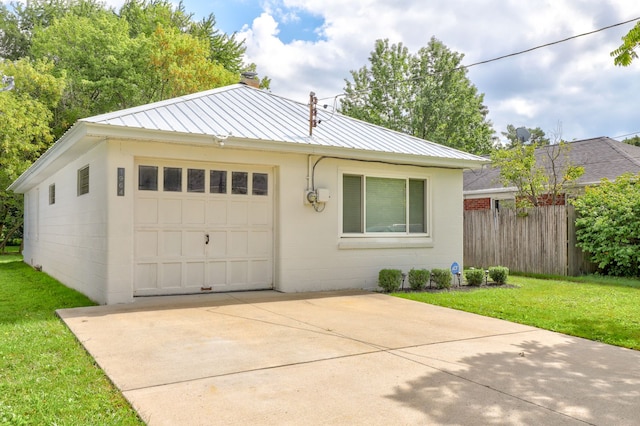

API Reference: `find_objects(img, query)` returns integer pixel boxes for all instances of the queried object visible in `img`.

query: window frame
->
[49,183,55,205]
[77,165,89,196]
[340,170,430,239]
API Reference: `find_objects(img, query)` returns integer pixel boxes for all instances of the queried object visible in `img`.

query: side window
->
[77,165,89,196]
[49,184,56,205]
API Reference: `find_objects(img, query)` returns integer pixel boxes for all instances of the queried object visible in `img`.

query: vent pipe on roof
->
[240,72,260,88]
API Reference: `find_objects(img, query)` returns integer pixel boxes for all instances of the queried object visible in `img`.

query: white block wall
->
[22,137,465,304]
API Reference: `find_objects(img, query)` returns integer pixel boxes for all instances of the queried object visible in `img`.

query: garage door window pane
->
[210,170,227,194]
[139,166,158,191]
[187,169,205,193]
[232,172,248,194]
[163,167,182,192]
[252,173,268,195]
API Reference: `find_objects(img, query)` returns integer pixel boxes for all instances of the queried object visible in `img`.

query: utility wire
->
[463,16,640,69]
[613,131,640,139]
[319,16,640,102]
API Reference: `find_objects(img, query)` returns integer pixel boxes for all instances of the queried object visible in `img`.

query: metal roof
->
[83,84,485,163]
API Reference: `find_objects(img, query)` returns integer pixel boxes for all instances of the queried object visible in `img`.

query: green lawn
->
[0,254,143,425]
[395,275,640,350]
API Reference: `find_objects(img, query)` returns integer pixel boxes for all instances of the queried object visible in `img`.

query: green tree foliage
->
[1,0,106,60]
[0,0,263,248]
[611,21,640,66]
[572,173,640,276]
[501,124,550,148]
[147,25,238,99]
[0,59,65,250]
[622,135,640,146]
[341,37,495,155]
[491,140,584,208]
[30,11,145,131]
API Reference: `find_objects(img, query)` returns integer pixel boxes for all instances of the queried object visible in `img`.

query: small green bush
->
[489,266,509,284]
[465,268,485,286]
[431,268,452,289]
[408,268,429,290]
[378,269,403,292]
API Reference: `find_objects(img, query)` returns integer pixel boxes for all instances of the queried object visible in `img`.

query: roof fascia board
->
[9,123,102,193]
[84,123,489,169]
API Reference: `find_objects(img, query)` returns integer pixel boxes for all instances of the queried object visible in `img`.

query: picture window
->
[342,174,427,234]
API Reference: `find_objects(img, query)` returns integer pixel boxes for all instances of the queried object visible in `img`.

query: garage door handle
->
[205,234,210,245]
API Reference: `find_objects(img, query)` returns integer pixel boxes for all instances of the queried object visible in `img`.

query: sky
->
[11,0,640,144]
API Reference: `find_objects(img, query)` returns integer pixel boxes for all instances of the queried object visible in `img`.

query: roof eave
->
[8,123,102,193]
[83,124,489,169]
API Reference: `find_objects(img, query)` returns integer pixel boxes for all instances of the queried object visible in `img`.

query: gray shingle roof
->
[464,136,640,192]
[83,84,484,163]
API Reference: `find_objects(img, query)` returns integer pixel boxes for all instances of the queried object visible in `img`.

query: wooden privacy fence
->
[463,205,596,276]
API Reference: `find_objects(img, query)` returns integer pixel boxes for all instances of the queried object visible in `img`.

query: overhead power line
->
[463,16,640,69]
[613,131,640,139]
[319,16,640,102]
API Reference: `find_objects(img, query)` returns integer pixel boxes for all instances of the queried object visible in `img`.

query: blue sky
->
[182,0,325,43]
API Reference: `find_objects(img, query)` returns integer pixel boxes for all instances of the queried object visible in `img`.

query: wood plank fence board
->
[463,205,596,275]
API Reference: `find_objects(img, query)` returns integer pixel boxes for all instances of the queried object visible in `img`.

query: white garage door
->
[134,160,273,296]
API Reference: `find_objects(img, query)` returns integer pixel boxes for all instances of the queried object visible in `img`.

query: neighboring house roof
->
[463,136,640,195]
[11,84,488,193]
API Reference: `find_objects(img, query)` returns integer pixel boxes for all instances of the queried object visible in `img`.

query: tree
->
[0,58,65,251]
[501,124,550,148]
[572,173,640,276]
[611,21,640,66]
[622,135,640,146]
[30,11,146,132]
[0,0,106,60]
[491,140,584,209]
[120,0,252,77]
[341,39,413,133]
[29,3,248,135]
[341,38,495,155]
[146,25,237,100]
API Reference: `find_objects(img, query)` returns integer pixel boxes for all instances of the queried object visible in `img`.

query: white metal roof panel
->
[83,84,485,163]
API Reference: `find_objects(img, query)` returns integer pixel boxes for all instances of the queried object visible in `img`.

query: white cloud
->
[237,0,640,142]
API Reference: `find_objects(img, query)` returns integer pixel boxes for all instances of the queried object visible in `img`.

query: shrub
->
[572,172,640,276]
[465,268,485,286]
[431,268,452,289]
[408,268,429,291]
[378,269,403,292]
[489,266,509,284]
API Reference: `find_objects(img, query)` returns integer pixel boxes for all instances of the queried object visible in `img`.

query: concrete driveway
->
[58,290,640,425]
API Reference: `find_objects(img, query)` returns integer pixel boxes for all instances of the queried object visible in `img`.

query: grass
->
[0,253,143,425]
[395,275,640,350]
